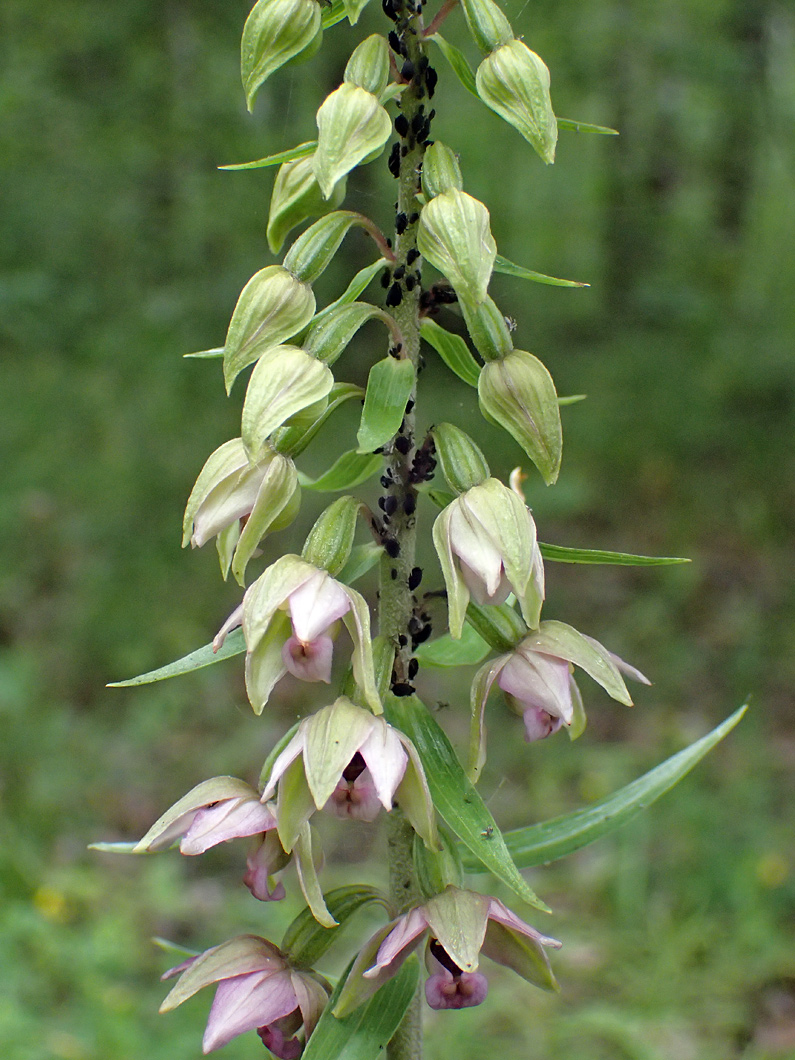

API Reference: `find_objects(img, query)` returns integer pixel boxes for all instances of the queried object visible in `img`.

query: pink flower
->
[160,935,330,1056]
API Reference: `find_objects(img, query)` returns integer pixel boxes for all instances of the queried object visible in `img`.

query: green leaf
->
[462,705,747,871]
[283,885,389,968]
[309,260,387,331]
[152,937,201,960]
[420,318,481,387]
[302,955,418,1060]
[183,346,223,359]
[299,450,382,492]
[558,117,619,135]
[88,841,143,854]
[219,141,317,171]
[415,622,491,668]
[557,394,586,406]
[384,695,549,912]
[107,628,245,688]
[493,254,588,288]
[356,357,415,452]
[429,34,479,98]
[539,542,690,566]
[337,543,383,585]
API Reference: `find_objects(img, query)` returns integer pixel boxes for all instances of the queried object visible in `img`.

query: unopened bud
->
[459,294,513,361]
[301,495,361,576]
[313,83,392,199]
[241,0,322,111]
[476,40,557,164]
[431,422,490,494]
[478,349,562,485]
[283,211,362,285]
[460,0,513,53]
[223,266,316,392]
[421,142,463,199]
[417,189,496,305]
[465,600,527,652]
[344,34,390,98]
[267,152,347,254]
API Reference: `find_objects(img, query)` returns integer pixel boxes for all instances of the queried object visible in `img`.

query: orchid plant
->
[96,1,747,1057]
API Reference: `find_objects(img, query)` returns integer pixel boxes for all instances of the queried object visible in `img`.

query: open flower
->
[433,477,544,638]
[260,697,437,853]
[182,438,299,585]
[334,886,560,1016]
[471,620,650,770]
[160,935,330,1056]
[213,556,380,715]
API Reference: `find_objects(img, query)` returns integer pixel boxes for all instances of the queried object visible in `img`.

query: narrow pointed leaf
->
[462,705,748,870]
[302,955,418,1060]
[88,841,144,854]
[558,117,619,135]
[107,628,245,688]
[299,451,382,492]
[384,695,550,912]
[420,318,481,387]
[539,542,690,566]
[414,623,491,668]
[558,394,587,406]
[152,938,201,960]
[356,357,415,452]
[309,260,387,331]
[283,886,389,968]
[219,141,317,171]
[184,346,223,359]
[429,35,479,98]
[494,254,588,288]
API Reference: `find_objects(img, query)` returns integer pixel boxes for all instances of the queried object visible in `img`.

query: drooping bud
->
[241,345,334,460]
[459,294,513,361]
[241,0,322,112]
[301,495,361,576]
[344,34,390,98]
[478,349,562,485]
[476,40,558,164]
[417,190,496,305]
[283,211,364,285]
[459,0,513,53]
[430,423,490,494]
[223,266,316,392]
[313,84,392,199]
[267,152,347,254]
[420,142,463,200]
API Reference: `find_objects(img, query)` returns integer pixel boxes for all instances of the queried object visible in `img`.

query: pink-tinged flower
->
[213,556,380,715]
[243,832,290,902]
[160,935,330,1056]
[334,886,560,1017]
[433,477,544,639]
[470,620,650,776]
[182,438,299,585]
[260,697,437,853]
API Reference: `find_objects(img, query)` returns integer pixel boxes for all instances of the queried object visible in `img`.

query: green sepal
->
[294,824,336,928]
[459,294,513,361]
[314,84,392,199]
[494,253,588,288]
[231,454,301,585]
[301,496,361,576]
[522,620,633,704]
[431,422,490,493]
[413,824,465,898]
[272,382,364,458]
[259,721,302,789]
[356,357,415,452]
[466,600,526,652]
[476,40,558,164]
[299,450,382,492]
[283,211,367,285]
[223,266,316,392]
[267,153,347,254]
[344,34,390,97]
[133,777,259,853]
[459,0,513,53]
[241,0,322,112]
[283,885,390,969]
[385,694,550,912]
[417,189,496,305]
[421,141,464,199]
[419,317,481,387]
[478,349,562,485]
[304,301,386,366]
[107,627,246,688]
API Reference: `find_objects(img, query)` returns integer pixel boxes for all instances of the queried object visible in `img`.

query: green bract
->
[478,349,563,485]
[267,152,347,254]
[313,83,392,199]
[241,0,322,111]
[223,266,316,392]
[476,40,558,165]
[417,189,497,305]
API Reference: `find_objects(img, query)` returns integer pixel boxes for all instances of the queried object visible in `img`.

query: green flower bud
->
[431,422,490,494]
[267,152,347,254]
[417,189,496,305]
[478,349,562,485]
[476,40,558,164]
[344,34,390,98]
[241,0,322,112]
[283,211,362,285]
[223,265,316,392]
[421,142,464,199]
[313,83,392,199]
[301,495,361,576]
[460,0,513,53]
[465,600,527,653]
[459,294,513,361]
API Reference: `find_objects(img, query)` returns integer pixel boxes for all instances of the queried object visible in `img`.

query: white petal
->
[288,570,350,644]
[358,720,408,810]
[498,650,573,724]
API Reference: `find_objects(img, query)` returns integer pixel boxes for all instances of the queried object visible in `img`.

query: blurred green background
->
[1,0,793,1057]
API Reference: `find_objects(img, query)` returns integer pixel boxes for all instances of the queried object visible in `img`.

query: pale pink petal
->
[448,505,505,598]
[287,572,350,644]
[322,771,382,822]
[358,722,408,811]
[180,799,277,855]
[522,707,563,743]
[281,634,334,683]
[202,970,298,1053]
[458,558,512,606]
[498,651,573,724]
[425,969,489,1009]
[213,604,244,652]
[290,970,330,1038]
[370,908,430,974]
[485,898,562,949]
